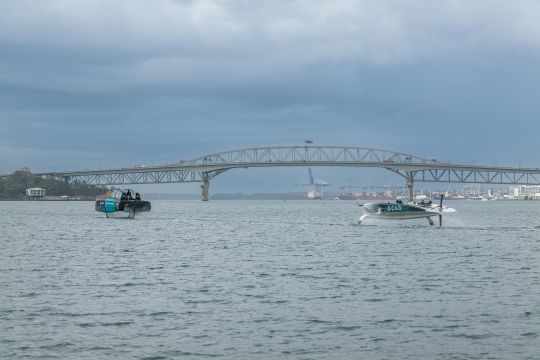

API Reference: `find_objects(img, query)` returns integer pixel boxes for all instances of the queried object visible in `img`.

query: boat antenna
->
[439,194,444,227]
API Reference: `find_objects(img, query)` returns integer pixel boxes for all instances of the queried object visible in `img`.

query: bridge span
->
[36,145,540,201]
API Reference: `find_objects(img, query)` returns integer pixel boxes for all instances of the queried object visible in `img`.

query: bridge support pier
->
[407,172,414,203]
[201,175,210,201]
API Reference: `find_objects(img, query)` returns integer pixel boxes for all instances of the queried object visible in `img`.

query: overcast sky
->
[1,0,540,193]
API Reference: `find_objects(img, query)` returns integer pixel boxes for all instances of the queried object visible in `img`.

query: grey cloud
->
[2,0,540,90]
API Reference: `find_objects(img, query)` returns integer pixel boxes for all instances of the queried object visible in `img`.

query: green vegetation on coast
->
[0,169,108,200]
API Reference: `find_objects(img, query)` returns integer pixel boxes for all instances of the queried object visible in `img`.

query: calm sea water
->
[1,200,539,359]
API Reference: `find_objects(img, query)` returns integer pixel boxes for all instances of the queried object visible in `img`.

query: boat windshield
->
[111,189,123,200]
[111,189,135,200]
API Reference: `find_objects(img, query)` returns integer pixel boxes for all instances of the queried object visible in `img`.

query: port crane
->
[305,167,331,199]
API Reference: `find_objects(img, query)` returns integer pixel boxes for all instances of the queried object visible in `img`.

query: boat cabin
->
[111,189,142,201]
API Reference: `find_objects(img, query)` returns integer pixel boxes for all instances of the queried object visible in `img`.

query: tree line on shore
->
[0,169,108,200]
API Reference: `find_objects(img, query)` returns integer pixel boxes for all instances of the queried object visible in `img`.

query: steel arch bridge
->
[36,145,540,200]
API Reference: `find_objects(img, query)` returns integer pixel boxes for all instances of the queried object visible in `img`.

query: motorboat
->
[95,189,151,218]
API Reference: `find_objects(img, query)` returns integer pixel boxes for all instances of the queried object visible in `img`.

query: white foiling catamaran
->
[358,195,456,226]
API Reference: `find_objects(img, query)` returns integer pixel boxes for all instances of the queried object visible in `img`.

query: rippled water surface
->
[1,200,540,359]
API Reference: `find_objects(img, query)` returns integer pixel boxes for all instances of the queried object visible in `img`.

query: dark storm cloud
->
[1,0,540,190]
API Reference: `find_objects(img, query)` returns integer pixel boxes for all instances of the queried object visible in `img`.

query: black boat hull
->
[96,198,151,218]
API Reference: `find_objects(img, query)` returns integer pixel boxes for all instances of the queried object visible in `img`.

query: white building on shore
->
[510,185,540,200]
[26,188,46,198]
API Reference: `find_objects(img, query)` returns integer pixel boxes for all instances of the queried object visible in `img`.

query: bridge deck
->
[35,145,540,199]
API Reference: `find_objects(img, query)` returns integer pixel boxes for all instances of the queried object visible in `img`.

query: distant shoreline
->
[0,198,95,201]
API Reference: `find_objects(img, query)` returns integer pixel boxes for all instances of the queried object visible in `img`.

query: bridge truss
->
[36,146,540,200]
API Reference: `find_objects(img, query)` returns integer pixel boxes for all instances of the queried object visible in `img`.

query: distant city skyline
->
[2,1,540,193]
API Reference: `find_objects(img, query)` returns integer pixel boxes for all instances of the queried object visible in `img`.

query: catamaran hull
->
[365,212,438,220]
[358,201,443,224]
